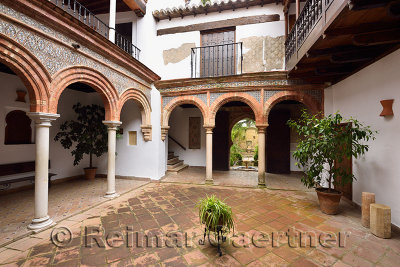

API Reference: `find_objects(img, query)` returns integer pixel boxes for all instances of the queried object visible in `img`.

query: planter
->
[316,188,343,215]
[84,167,97,180]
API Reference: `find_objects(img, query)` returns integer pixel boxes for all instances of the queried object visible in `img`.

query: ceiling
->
[77,0,131,15]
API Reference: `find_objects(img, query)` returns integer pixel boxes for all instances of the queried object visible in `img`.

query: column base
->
[205,179,213,185]
[257,184,267,188]
[104,192,120,199]
[28,216,54,231]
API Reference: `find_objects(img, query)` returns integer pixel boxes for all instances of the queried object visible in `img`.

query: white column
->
[205,126,214,184]
[109,0,117,42]
[103,121,122,198]
[27,112,59,230]
[257,125,267,187]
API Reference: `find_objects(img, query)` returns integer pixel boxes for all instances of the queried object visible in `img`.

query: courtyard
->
[0,177,399,266]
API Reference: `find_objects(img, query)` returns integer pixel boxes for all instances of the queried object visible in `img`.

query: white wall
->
[169,107,206,166]
[137,0,285,80]
[324,48,400,226]
[97,11,138,46]
[99,86,166,180]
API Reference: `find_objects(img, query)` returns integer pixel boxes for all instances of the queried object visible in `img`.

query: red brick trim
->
[49,66,119,121]
[118,89,152,126]
[209,92,263,126]
[162,95,208,127]
[264,90,321,123]
[0,34,50,112]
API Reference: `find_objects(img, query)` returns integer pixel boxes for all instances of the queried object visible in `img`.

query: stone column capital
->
[203,125,214,133]
[27,112,60,127]
[256,124,269,133]
[103,121,122,130]
[141,124,152,142]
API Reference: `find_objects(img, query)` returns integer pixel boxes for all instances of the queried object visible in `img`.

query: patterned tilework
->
[265,90,280,101]
[305,89,323,103]
[210,93,225,105]
[162,96,176,108]
[192,94,207,106]
[158,79,302,93]
[245,90,261,103]
[0,3,150,99]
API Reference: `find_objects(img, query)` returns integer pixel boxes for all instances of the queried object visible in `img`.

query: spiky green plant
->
[196,195,234,234]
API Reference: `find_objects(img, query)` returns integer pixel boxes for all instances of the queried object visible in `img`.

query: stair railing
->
[168,136,186,151]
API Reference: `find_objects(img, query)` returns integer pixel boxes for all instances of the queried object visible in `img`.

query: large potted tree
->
[54,103,108,180]
[288,111,376,214]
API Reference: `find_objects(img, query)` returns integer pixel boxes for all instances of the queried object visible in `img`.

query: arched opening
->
[213,101,257,171]
[116,99,151,178]
[266,100,308,174]
[167,103,206,175]
[51,82,107,180]
[230,118,258,170]
[0,61,37,192]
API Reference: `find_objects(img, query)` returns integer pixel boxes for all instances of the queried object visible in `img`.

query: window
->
[4,110,32,145]
[128,131,137,146]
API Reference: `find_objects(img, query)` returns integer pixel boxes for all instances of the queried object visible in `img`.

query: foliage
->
[230,144,243,166]
[288,110,376,191]
[254,145,258,161]
[54,103,108,168]
[196,195,234,234]
[230,118,256,166]
[200,0,211,5]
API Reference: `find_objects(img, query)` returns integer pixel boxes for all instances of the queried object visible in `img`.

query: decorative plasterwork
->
[158,79,302,93]
[0,4,150,100]
[192,94,207,106]
[141,125,152,141]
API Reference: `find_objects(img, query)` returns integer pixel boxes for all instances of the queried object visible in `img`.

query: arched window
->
[4,110,32,145]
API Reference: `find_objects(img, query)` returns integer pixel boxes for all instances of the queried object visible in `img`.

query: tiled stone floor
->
[0,177,149,247]
[1,182,399,266]
[163,167,310,191]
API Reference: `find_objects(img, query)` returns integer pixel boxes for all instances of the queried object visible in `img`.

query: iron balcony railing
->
[191,42,243,78]
[49,0,141,61]
[285,0,324,63]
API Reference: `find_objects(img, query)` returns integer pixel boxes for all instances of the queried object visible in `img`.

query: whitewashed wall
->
[324,48,400,226]
[137,0,285,80]
[169,107,206,166]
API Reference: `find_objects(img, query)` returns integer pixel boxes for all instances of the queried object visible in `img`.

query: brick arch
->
[162,95,208,127]
[118,89,151,125]
[209,92,263,126]
[0,35,50,112]
[49,66,119,121]
[264,91,321,123]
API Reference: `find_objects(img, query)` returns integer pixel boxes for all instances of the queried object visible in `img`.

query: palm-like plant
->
[197,195,234,234]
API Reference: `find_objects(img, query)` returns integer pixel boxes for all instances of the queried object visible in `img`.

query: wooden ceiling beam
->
[349,0,391,11]
[307,44,392,58]
[353,28,400,46]
[325,22,400,37]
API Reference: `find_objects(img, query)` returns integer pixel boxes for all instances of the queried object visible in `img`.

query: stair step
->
[167,157,180,165]
[167,164,189,174]
[167,160,184,170]
[168,152,175,159]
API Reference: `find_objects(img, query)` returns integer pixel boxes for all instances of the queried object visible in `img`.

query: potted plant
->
[197,195,234,256]
[288,111,376,215]
[54,103,108,180]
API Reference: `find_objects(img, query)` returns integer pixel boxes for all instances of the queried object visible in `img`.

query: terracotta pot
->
[84,167,97,180]
[316,188,343,215]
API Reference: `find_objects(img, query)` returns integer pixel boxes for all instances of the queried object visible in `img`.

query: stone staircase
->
[167,152,188,174]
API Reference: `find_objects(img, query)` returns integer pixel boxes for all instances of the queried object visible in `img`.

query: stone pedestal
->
[370,203,391,239]
[361,192,375,228]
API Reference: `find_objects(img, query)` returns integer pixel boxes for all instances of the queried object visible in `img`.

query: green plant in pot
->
[197,195,234,255]
[54,103,108,180]
[288,111,376,215]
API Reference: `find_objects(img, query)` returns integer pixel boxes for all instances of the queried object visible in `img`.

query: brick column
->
[27,112,59,230]
[103,121,122,198]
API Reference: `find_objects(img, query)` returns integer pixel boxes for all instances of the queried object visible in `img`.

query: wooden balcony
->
[285,0,400,84]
